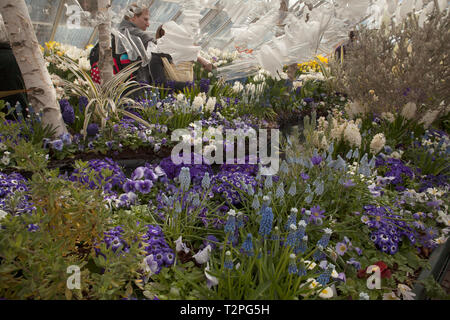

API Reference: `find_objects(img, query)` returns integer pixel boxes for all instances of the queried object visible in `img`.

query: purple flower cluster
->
[211,171,257,205]
[69,158,126,193]
[199,78,210,93]
[59,99,75,125]
[96,224,174,274]
[219,156,259,176]
[159,154,213,184]
[98,226,130,254]
[418,174,449,193]
[362,205,427,254]
[375,157,415,191]
[0,172,35,215]
[141,224,175,273]
[87,123,99,136]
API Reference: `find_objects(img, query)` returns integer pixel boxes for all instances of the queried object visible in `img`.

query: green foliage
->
[142,262,205,300]
[56,56,153,138]
[420,276,450,300]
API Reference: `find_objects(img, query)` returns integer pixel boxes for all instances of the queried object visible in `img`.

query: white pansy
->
[319,287,333,299]
[205,262,219,288]
[0,209,7,220]
[193,245,212,264]
[174,236,190,254]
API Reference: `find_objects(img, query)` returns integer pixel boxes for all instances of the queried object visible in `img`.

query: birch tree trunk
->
[0,0,68,137]
[97,0,113,85]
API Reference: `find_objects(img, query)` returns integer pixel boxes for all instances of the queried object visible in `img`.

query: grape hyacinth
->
[224,251,234,269]
[258,206,274,237]
[288,254,298,274]
[241,233,254,256]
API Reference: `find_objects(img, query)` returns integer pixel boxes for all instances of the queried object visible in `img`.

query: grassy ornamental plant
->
[330,8,450,122]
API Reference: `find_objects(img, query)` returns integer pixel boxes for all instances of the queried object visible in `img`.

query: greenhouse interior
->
[0,0,449,302]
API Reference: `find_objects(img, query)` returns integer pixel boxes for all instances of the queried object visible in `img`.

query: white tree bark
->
[97,0,113,85]
[0,0,68,137]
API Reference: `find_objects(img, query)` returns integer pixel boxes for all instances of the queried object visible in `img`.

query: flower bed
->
[1,21,449,300]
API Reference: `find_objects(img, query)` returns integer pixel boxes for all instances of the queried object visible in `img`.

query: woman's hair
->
[124,3,149,21]
[155,25,165,39]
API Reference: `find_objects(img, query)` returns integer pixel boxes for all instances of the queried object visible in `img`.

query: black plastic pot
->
[412,239,450,299]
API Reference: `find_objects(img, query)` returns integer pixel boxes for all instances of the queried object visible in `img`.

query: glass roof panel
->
[25,0,61,45]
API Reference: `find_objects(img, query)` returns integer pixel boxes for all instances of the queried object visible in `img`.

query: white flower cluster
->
[0,143,10,166]
[44,42,93,99]
[314,111,363,149]
[201,47,240,68]
[417,131,449,155]
[370,133,386,154]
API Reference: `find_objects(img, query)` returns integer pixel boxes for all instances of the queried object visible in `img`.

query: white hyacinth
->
[370,133,386,154]
[343,123,362,148]
[401,102,417,120]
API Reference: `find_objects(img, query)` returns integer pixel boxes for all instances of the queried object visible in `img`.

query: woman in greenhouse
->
[149,25,215,91]
[90,3,154,86]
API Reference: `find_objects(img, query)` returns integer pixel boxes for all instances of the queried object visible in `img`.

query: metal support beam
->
[201,17,232,48]
[85,26,98,47]
[49,0,67,42]
[171,9,182,22]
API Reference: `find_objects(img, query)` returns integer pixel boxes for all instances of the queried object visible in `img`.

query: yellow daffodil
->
[45,41,57,50]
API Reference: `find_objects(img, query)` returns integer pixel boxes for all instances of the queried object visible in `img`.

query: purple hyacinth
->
[62,105,75,124]
[87,123,99,136]
[311,155,323,166]
[199,78,210,93]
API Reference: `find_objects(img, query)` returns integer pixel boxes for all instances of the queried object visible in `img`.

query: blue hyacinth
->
[252,196,260,210]
[241,233,254,256]
[258,207,273,237]
[276,182,285,199]
[224,251,233,269]
[285,211,297,231]
[317,229,332,248]
[288,181,297,196]
[317,264,334,286]
[285,224,298,247]
[298,264,307,277]
[295,235,308,254]
[288,254,298,274]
